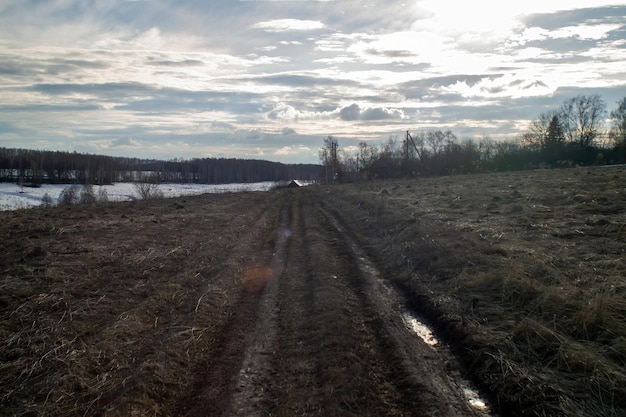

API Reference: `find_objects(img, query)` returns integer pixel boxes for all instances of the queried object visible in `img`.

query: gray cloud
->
[147,59,205,67]
[339,103,405,121]
[522,6,626,30]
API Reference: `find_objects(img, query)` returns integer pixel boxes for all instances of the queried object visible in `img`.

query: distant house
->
[286,180,305,188]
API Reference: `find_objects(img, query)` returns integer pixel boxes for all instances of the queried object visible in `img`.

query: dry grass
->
[314,166,626,417]
[0,192,278,416]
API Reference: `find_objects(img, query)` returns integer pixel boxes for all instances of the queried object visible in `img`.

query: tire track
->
[317,203,495,417]
[181,198,287,417]
[228,202,291,416]
[269,192,428,416]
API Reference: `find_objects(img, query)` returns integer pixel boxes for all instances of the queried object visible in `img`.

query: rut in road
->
[181,199,287,417]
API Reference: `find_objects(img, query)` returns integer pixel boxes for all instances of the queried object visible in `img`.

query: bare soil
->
[1,165,625,417]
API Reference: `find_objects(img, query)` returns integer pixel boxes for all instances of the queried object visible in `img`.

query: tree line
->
[321,95,626,182]
[0,148,322,186]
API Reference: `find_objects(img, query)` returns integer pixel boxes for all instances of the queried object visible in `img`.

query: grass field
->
[1,166,625,416]
[315,165,626,416]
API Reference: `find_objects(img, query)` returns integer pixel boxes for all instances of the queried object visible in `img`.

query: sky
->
[1,0,625,164]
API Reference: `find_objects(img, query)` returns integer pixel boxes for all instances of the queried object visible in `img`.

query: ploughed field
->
[1,166,625,416]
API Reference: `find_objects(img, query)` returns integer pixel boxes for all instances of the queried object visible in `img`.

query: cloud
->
[251,19,325,32]
[273,145,312,158]
[438,74,554,99]
[266,102,335,121]
[267,103,303,121]
[88,137,141,152]
[338,103,405,121]
[147,59,205,67]
[211,120,236,131]
[112,137,141,148]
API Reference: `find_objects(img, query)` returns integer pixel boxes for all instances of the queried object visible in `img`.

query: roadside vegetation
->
[315,166,626,416]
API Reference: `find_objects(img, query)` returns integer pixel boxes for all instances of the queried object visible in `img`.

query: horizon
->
[1,1,625,164]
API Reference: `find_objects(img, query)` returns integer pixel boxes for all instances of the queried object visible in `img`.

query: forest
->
[0,149,321,186]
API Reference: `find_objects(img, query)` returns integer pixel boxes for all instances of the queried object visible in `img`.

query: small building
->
[286,180,305,188]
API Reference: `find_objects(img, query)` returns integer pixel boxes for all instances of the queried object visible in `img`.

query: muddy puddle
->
[400,309,493,414]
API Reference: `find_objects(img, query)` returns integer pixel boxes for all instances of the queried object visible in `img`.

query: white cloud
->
[89,137,142,151]
[266,102,335,121]
[439,74,553,99]
[251,19,325,32]
[338,103,406,121]
[510,23,622,46]
[274,145,311,156]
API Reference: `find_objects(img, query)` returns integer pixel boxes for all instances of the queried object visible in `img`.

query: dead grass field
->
[314,165,626,417]
[0,192,283,416]
[1,166,625,417]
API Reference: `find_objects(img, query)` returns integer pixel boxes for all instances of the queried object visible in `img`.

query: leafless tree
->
[57,185,81,206]
[134,175,164,200]
[523,110,559,150]
[559,94,606,147]
[319,136,339,183]
[609,97,626,147]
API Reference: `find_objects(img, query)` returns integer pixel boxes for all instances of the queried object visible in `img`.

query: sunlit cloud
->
[251,19,325,32]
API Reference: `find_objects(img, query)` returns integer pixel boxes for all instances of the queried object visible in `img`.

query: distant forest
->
[0,148,322,186]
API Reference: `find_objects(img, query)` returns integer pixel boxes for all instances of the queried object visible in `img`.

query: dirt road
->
[179,190,494,416]
[0,187,495,417]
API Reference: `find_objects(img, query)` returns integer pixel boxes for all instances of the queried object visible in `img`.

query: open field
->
[315,166,626,417]
[1,166,625,416]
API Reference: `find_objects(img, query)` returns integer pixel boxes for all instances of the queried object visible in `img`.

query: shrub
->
[40,193,54,208]
[57,185,81,206]
[80,184,97,204]
[97,186,109,203]
[134,180,164,200]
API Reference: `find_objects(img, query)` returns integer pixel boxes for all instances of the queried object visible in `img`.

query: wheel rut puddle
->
[319,205,497,417]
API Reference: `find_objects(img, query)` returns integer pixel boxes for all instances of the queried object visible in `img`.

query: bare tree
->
[319,136,339,183]
[57,185,81,206]
[559,94,606,148]
[134,175,164,199]
[426,130,446,155]
[40,193,53,208]
[358,142,378,179]
[609,97,626,147]
[80,184,97,204]
[523,110,559,150]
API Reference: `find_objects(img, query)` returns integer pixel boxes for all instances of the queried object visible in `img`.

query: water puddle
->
[401,308,493,414]
[462,383,489,411]
[401,312,439,346]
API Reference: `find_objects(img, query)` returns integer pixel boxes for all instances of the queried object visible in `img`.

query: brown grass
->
[314,166,626,417]
[0,193,278,416]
